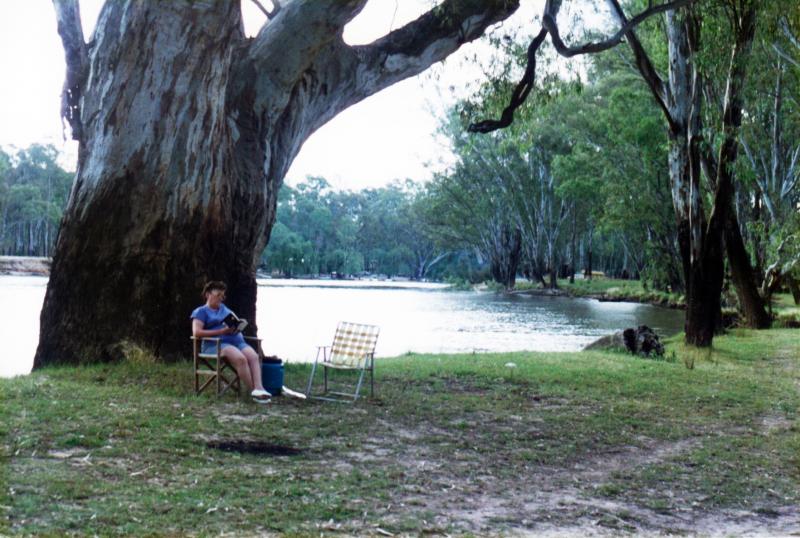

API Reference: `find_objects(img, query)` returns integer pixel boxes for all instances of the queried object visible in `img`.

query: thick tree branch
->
[53,0,88,141]
[246,0,368,111]
[243,1,520,185]
[469,0,686,133]
[547,0,691,58]
[605,0,678,131]
[267,0,521,154]
[705,2,758,253]
[249,0,279,19]
[468,27,548,133]
[351,0,520,103]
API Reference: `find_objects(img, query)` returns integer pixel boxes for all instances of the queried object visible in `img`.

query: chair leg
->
[216,357,222,398]
[305,359,319,397]
[353,367,367,402]
[197,375,216,394]
[193,341,200,395]
[369,355,375,398]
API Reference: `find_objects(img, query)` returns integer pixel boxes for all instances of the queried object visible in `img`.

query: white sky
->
[0,1,546,190]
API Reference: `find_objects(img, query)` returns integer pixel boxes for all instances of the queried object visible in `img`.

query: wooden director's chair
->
[191,336,263,397]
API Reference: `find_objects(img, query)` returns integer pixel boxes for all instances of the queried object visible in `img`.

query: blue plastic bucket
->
[261,361,284,395]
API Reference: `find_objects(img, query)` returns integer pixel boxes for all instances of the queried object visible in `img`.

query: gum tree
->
[471,0,767,345]
[37,0,520,366]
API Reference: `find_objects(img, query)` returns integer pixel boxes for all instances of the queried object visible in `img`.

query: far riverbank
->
[509,278,685,310]
[0,256,50,276]
[0,256,683,310]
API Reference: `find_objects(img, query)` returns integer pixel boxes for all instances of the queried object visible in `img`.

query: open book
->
[223,312,248,333]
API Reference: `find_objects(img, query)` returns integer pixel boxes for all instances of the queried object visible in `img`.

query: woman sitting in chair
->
[191,280,271,404]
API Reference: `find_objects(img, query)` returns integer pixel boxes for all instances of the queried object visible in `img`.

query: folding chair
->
[191,336,264,397]
[305,322,380,403]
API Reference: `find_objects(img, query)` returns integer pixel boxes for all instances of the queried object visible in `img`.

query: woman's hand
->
[221,326,237,335]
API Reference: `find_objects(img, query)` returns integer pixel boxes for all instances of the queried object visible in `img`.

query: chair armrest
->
[190,336,221,343]
[191,336,222,358]
[243,336,265,357]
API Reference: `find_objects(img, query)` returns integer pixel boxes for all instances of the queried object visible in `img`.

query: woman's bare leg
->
[221,346,253,390]
[242,346,266,392]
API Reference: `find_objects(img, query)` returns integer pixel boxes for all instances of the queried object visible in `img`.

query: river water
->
[0,276,684,378]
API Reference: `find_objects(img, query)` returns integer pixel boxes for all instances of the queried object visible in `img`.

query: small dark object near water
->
[628,325,664,356]
[207,440,302,456]
[584,325,664,357]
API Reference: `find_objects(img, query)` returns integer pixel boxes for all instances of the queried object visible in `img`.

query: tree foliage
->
[261,179,442,279]
[0,145,72,257]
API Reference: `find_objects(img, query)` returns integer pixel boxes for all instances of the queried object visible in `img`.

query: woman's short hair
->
[202,280,227,298]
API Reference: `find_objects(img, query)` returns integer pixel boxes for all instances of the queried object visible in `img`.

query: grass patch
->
[557,277,684,307]
[769,293,800,328]
[2,329,799,535]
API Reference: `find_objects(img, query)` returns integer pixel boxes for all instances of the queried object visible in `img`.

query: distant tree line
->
[427,62,683,292]
[260,177,446,279]
[0,145,72,257]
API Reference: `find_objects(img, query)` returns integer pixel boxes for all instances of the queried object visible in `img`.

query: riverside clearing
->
[2,329,798,536]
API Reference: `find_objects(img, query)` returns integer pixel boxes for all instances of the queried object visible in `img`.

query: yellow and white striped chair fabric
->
[328,322,380,369]
[306,321,380,402]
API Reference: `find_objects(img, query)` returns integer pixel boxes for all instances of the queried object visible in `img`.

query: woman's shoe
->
[251,389,272,404]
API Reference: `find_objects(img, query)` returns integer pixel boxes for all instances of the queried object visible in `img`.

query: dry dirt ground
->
[365,429,796,536]
[208,402,800,537]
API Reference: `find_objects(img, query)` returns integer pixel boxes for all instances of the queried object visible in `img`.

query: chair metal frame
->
[305,322,379,403]
[191,335,263,397]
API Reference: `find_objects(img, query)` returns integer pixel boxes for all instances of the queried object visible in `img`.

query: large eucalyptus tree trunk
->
[36,0,518,366]
[616,3,760,346]
[664,8,721,346]
[671,5,759,345]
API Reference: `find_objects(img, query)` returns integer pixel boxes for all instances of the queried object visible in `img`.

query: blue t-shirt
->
[190,303,246,347]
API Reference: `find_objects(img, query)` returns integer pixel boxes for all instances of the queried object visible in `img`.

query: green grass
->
[560,277,684,307]
[772,293,800,327]
[2,329,799,535]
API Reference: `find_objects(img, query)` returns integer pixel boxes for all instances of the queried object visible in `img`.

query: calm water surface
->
[0,276,684,378]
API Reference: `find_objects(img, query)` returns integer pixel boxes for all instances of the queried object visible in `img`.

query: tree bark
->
[694,2,758,340]
[663,8,722,346]
[725,201,771,328]
[585,228,593,280]
[569,210,576,284]
[37,0,519,366]
[789,277,800,305]
[614,2,759,346]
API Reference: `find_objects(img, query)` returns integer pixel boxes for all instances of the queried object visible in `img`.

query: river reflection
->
[0,276,684,378]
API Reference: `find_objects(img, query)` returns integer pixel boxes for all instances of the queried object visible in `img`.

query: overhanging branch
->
[468,27,547,133]
[351,0,520,102]
[247,0,367,95]
[548,0,691,57]
[469,0,689,133]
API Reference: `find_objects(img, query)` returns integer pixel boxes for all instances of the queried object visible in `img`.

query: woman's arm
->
[192,318,235,338]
